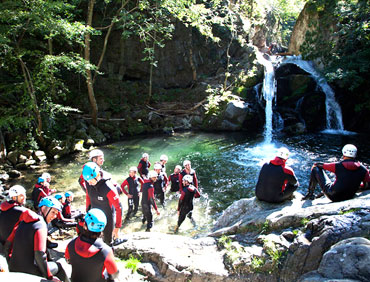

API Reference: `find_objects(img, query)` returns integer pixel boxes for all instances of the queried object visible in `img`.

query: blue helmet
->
[38,196,62,211]
[38,177,45,184]
[65,191,74,198]
[54,193,64,201]
[85,208,107,232]
[82,162,99,181]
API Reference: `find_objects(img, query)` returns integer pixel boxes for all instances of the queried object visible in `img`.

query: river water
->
[17,132,370,237]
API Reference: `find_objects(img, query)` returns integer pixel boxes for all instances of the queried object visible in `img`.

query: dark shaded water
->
[15,132,370,237]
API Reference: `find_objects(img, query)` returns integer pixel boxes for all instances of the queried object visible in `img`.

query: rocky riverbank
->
[1,190,369,281]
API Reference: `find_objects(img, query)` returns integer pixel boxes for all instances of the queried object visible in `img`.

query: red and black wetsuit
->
[65,235,118,282]
[85,178,122,244]
[169,173,180,192]
[141,179,158,230]
[137,158,151,178]
[62,200,72,219]
[179,169,198,192]
[78,165,87,193]
[0,201,27,244]
[153,172,168,205]
[310,160,369,202]
[121,176,144,218]
[255,157,299,203]
[177,185,200,227]
[31,183,49,209]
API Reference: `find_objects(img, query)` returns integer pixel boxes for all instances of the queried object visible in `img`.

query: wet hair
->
[80,225,102,240]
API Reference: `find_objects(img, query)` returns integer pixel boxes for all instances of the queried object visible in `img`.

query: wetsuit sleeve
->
[323,163,336,173]
[34,228,53,280]
[193,172,198,188]
[107,190,122,228]
[78,173,87,192]
[178,173,183,192]
[148,161,151,169]
[139,177,144,185]
[360,169,370,189]
[120,180,129,195]
[65,244,70,262]
[86,191,91,212]
[178,191,185,211]
[64,204,71,218]
[104,250,119,276]
[194,188,201,198]
[137,162,143,177]
[163,174,169,188]
[148,188,158,211]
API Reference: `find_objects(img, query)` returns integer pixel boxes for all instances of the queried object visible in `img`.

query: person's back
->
[0,201,27,244]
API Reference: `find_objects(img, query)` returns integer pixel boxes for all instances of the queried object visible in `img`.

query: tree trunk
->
[85,0,98,126]
[0,129,6,163]
[188,30,197,83]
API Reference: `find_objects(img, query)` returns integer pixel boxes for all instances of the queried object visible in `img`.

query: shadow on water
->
[13,131,370,237]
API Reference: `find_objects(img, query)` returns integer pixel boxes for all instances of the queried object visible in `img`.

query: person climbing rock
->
[82,162,122,245]
[255,147,299,203]
[153,163,168,207]
[174,175,200,233]
[303,144,370,202]
[120,166,143,220]
[169,165,182,193]
[0,185,28,245]
[141,170,160,232]
[138,153,151,179]
[65,208,119,282]
[5,196,70,282]
[179,160,198,193]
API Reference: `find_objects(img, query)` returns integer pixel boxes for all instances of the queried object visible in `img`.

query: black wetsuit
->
[255,157,299,203]
[177,185,200,227]
[141,179,158,230]
[153,172,168,205]
[121,176,143,218]
[310,160,369,202]
[179,169,198,192]
[66,235,118,282]
[0,201,27,244]
[169,173,180,192]
[62,200,72,219]
[138,159,151,178]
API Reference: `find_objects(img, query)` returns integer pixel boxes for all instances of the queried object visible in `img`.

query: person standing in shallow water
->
[303,144,370,202]
[141,170,160,232]
[120,166,143,220]
[179,160,198,193]
[138,153,151,179]
[255,147,299,203]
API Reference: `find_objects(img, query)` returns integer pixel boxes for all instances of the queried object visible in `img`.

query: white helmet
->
[154,163,162,170]
[41,172,51,180]
[129,166,138,172]
[183,175,193,183]
[183,160,191,166]
[148,171,158,179]
[277,147,290,160]
[342,144,357,158]
[160,154,168,161]
[175,165,182,170]
[89,149,104,160]
[142,153,149,159]
[8,185,26,198]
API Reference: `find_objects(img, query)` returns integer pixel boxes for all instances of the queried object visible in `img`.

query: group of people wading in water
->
[0,144,369,281]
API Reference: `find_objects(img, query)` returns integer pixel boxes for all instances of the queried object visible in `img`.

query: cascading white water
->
[280,56,345,132]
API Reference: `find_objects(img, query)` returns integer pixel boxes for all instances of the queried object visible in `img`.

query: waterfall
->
[279,56,345,132]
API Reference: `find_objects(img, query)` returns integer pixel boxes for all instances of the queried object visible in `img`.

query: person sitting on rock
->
[153,163,168,207]
[0,185,29,245]
[303,144,370,202]
[5,196,70,282]
[255,147,299,203]
[179,160,198,193]
[41,172,56,193]
[120,166,143,220]
[63,191,74,219]
[169,165,182,193]
[138,153,151,179]
[141,170,160,232]
[65,208,119,282]
[174,175,201,233]
[32,177,51,209]
[50,193,76,233]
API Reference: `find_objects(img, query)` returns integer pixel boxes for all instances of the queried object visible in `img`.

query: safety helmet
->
[89,149,104,160]
[38,177,45,184]
[8,185,26,198]
[183,160,191,166]
[82,162,99,181]
[175,165,182,170]
[85,208,107,232]
[65,191,74,198]
[54,193,64,201]
[342,144,357,158]
[183,175,193,183]
[154,163,162,170]
[160,154,168,161]
[41,172,51,180]
[277,147,290,160]
[38,196,62,211]
[148,171,158,179]
[129,166,138,172]
[142,153,149,158]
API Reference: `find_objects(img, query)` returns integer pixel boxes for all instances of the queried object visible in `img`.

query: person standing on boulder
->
[255,147,299,203]
[82,162,122,245]
[141,170,160,232]
[138,153,151,179]
[179,160,198,193]
[303,144,370,201]
[65,208,119,282]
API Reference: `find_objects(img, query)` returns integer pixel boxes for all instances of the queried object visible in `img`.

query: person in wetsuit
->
[303,144,370,202]
[0,185,28,245]
[141,170,160,232]
[169,165,182,193]
[174,175,201,233]
[63,191,74,219]
[255,147,299,203]
[153,163,168,207]
[82,162,122,245]
[138,153,151,179]
[120,166,143,220]
[179,160,198,193]
[32,177,53,209]
[5,196,70,282]
[65,208,119,282]
[79,149,105,193]
[157,154,168,174]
